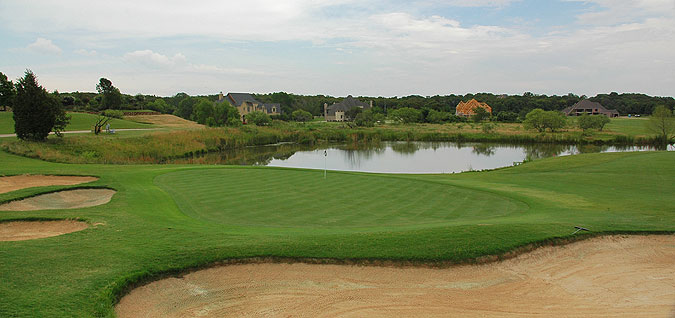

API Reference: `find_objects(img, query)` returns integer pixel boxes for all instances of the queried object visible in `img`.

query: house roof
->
[263,103,280,113]
[563,99,618,115]
[224,93,259,106]
[326,95,370,116]
[455,99,492,115]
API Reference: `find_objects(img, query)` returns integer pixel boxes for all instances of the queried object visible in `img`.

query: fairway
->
[157,169,524,228]
[0,112,153,134]
[0,150,673,317]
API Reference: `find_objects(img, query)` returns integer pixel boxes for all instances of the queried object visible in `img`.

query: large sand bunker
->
[0,220,88,241]
[0,189,115,211]
[0,175,98,194]
[116,235,675,318]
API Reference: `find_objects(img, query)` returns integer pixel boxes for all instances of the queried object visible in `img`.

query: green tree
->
[426,109,450,124]
[646,105,674,144]
[523,109,566,132]
[389,107,423,123]
[472,107,491,123]
[246,111,272,125]
[176,97,198,119]
[13,70,70,140]
[292,109,313,122]
[345,107,362,121]
[95,78,122,110]
[354,110,376,127]
[192,99,215,125]
[0,72,16,111]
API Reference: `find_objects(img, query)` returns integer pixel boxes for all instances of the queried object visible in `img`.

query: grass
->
[603,117,653,136]
[0,112,154,134]
[0,149,673,317]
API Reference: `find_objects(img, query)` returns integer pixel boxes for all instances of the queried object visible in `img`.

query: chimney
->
[218,92,224,101]
[369,100,373,108]
[324,103,328,118]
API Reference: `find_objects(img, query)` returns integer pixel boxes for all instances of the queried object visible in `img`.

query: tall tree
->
[647,105,674,145]
[0,72,15,111]
[96,78,122,110]
[13,70,69,140]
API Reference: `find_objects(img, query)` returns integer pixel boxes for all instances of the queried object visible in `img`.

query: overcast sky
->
[0,0,673,97]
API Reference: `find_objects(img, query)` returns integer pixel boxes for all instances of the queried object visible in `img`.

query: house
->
[455,99,492,117]
[217,92,281,121]
[324,95,372,122]
[561,99,619,117]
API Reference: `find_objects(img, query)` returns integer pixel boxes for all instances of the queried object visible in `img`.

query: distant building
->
[324,95,372,122]
[561,100,619,117]
[455,99,492,117]
[217,92,281,122]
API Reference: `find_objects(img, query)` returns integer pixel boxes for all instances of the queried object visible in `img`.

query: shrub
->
[246,111,272,126]
[389,107,423,123]
[291,109,313,122]
[523,109,567,132]
[102,109,124,119]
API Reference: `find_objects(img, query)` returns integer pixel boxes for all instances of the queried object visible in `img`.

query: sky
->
[0,0,673,97]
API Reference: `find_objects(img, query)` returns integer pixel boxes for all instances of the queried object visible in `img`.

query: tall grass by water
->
[1,121,667,164]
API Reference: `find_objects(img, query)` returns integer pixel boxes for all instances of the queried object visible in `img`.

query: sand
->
[0,189,116,211]
[0,175,98,194]
[0,220,88,241]
[116,235,675,318]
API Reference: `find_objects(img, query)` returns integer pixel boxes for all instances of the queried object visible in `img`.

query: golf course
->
[1,144,674,316]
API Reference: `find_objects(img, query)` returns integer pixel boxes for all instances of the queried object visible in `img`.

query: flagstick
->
[324,150,327,179]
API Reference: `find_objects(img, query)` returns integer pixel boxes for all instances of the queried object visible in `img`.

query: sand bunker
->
[116,235,675,318]
[0,175,98,194]
[0,220,88,241]
[0,189,115,211]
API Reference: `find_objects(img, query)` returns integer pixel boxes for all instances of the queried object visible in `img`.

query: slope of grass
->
[0,112,153,134]
[0,150,673,317]
[603,117,652,136]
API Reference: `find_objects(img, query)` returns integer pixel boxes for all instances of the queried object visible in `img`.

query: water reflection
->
[169,141,673,173]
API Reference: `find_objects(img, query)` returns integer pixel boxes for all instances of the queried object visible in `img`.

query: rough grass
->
[0,150,673,317]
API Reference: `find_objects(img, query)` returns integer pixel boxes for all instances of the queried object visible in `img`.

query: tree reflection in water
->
[167,141,671,173]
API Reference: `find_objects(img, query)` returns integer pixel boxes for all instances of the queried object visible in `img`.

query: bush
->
[389,107,423,123]
[426,110,451,124]
[523,109,567,132]
[102,109,124,119]
[246,111,272,126]
[577,114,610,132]
[291,109,313,122]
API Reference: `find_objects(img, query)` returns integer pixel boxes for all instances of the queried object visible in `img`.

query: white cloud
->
[0,1,673,96]
[123,50,187,68]
[26,37,62,54]
[75,49,97,56]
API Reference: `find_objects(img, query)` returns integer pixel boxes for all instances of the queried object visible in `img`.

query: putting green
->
[155,168,526,228]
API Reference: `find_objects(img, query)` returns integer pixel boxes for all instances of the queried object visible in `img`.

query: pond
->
[171,142,673,174]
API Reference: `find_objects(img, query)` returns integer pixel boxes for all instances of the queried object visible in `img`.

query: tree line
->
[1,71,673,126]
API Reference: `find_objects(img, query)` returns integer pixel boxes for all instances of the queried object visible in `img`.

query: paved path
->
[0,128,159,138]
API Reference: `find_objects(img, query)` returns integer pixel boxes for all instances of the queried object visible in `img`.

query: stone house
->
[561,100,619,117]
[455,99,492,117]
[217,92,281,122]
[324,95,372,122]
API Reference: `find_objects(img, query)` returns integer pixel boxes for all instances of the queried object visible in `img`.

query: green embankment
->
[0,150,673,317]
[0,112,153,134]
